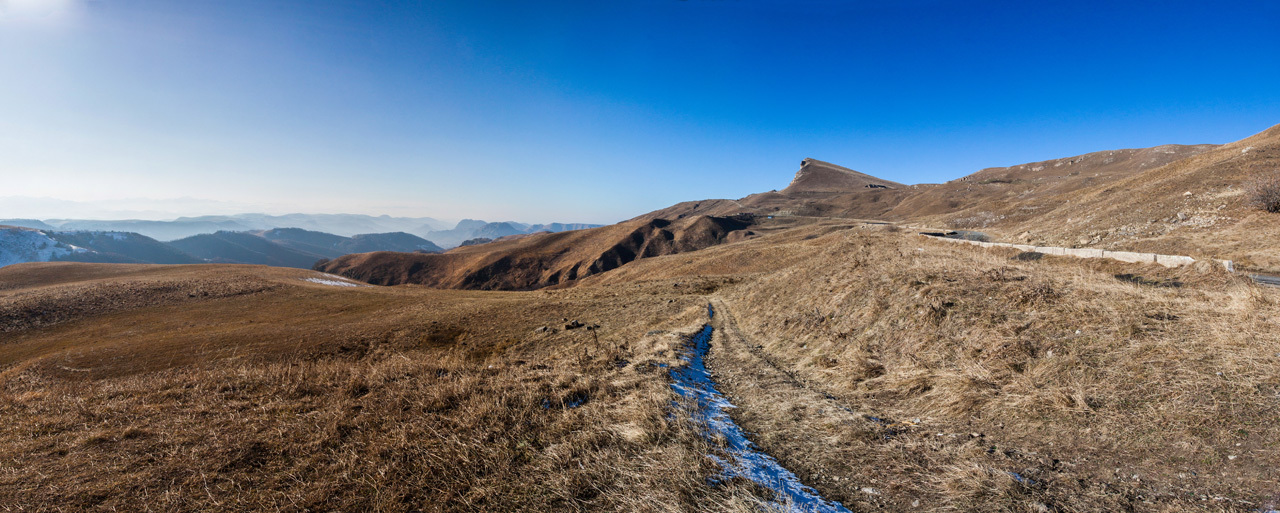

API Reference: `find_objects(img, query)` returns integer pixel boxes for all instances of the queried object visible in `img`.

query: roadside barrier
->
[923,234,1235,272]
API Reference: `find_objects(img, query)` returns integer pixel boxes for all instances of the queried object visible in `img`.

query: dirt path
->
[669,312,852,512]
[702,298,1259,512]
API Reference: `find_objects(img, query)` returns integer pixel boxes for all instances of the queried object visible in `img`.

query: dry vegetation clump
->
[1246,171,1280,213]
[699,228,1280,510]
[0,264,763,511]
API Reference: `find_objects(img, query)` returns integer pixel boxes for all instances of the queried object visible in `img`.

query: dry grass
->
[605,224,1280,510]
[4,221,1280,511]
[1247,171,1280,213]
[0,264,762,511]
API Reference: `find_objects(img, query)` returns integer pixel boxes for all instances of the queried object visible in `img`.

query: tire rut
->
[703,298,1261,512]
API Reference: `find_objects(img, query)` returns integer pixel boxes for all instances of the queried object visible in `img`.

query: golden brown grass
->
[601,223,1280,511]
[4,218,1280,511]
[0,263,764,511]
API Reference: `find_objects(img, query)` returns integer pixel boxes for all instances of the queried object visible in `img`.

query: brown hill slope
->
[315,214,755,290]
[0,262,753,510]
[784,158,903,193]
[635,159,913,222]
[584,219,1279,510]
[923,124,1280,269]
[886,144,1216,220]
[633,125,1280,270]
[7,225,1278,510]
[643,144,1219,225]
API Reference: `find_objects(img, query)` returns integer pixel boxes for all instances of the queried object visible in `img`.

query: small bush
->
[1247,172,1280,213]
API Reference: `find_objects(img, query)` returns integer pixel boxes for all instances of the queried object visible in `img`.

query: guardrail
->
[922,234,1235,272]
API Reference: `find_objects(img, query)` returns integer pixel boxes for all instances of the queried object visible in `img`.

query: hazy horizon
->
[0,195,595,226]
[4,0,1278,224]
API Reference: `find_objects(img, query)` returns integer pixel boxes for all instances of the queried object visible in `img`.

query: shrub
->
[1247,172,1280,213]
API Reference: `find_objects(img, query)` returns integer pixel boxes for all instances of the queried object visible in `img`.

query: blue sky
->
[2,0,1278,223]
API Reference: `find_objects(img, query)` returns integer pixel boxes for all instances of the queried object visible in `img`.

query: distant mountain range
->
[0,214,603,249]
[0,227,442,269]
[0,216,602,269]
[0,214,450,241]
[425,219,602,248]
[169,229,444,268]
[0,227,200,268]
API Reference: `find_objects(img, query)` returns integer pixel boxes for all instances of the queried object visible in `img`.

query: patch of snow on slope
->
[303,275,362,287]
[0,228,78,268]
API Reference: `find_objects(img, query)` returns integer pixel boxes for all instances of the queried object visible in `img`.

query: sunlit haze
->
[2,0,1278,222]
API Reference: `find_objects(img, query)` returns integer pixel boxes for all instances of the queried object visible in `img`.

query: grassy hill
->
[169,231,329,268]
[316,215,755,290]
[5,123,1280,511]
[0,262,753,511]
[4,222,1278,510]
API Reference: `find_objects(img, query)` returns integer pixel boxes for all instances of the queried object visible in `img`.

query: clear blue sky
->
[2,0,1278,223]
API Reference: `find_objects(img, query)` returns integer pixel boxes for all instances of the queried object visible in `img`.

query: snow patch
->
[303,276,362,287]
[0,228,81,268]
[670,306,852,512]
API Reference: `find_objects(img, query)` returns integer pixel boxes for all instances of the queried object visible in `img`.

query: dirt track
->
[701,299,1264,512]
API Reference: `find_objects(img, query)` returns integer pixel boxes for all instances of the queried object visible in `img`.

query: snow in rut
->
[670,305,852,513]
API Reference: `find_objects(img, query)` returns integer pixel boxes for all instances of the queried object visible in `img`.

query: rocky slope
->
[316,215,756,290]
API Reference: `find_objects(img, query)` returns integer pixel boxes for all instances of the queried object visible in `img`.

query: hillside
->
[7,123,1280,512]
[1,227,202,268]
[634,158,916,222]
[311,125,1280,291]
[317,215,756,290]
[169,231,328,268]
[884,144,1217,220]
[168,229,447,268]
[963,125,1280,269]
[632,124,1280,271]
[46,231,200,265]
[0,227,88,267]
[784,158,904,193]
[425,219,603,249]
[5,222,1277,511]
[0,262,746,511]
[0,219,55,230]
[339,232,444,254]
[259,228,443,256]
